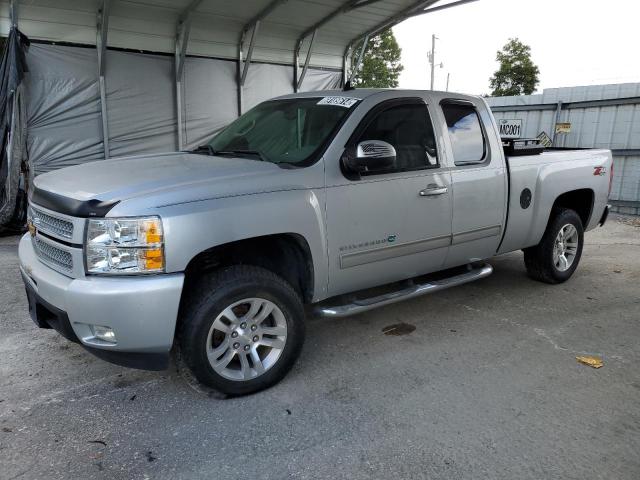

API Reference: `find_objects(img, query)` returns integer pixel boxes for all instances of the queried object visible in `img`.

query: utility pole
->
[446,72,450,92]
[429,34,437,90]
[427,34,443,90]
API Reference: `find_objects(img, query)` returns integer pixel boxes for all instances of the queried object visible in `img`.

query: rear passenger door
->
[439,100,507,267]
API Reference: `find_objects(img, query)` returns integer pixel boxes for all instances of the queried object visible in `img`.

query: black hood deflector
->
[30,186,119,217]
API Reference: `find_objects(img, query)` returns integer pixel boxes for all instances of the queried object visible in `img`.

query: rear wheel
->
[178,265,305,396]
[523,208,584,284]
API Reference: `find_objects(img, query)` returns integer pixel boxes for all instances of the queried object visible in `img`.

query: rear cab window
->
[441,102,487,166]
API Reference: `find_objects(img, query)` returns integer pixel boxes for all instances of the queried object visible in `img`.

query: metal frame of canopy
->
[5,0,479,156]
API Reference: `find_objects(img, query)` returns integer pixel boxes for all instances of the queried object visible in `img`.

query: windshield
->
[207,98,355,166]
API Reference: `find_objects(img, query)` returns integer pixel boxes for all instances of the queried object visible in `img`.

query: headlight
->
[85,216,164,275]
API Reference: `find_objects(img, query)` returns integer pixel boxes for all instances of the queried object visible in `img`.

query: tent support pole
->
[10,0,18,27]
[173,1,203,149]
[293,39,302,92]
[296,28,316,92]
[348,34,368,84]
[175,15,193,151]
[237,21,260,116]
[236,0,288,116]
[240,21,259,87]
[237,38,244,117]
[342,46,351,87]
[293,0,383,91]
[97,0,111,159]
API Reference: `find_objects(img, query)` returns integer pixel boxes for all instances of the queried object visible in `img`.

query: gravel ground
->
[1,216,639,480]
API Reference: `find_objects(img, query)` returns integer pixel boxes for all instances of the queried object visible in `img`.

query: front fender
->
[157,188,329,301]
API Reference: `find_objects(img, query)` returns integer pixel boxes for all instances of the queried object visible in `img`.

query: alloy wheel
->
[553,224,579,272]
[206,298,287,381]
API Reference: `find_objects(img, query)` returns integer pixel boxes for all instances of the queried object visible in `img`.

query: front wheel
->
[178,265,305,396]
[523,208,584,284]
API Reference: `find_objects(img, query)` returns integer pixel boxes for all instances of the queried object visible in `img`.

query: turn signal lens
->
[143,219,163,244]
[143,248,164,270]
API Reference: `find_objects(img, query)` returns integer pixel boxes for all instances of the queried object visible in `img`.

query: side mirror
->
[343,140,396,174]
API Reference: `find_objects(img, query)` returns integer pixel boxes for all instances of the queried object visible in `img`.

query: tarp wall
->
[26,45,104,173]
[0,28,29,231]
[24,43,342,175]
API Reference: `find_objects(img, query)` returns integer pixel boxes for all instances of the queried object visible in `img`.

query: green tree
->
[351,29,403,88]
[489,38,540,96]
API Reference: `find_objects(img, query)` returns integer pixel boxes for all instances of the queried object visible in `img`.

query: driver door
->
[325,98,453,297]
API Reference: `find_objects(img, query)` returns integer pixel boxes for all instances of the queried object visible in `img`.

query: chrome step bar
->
[314,263,493,318]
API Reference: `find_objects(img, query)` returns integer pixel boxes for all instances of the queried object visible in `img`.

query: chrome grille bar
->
[31,206,74,240]
[33,236,73,273]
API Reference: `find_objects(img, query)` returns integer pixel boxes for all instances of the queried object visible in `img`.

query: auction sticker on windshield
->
[317,96,359,108]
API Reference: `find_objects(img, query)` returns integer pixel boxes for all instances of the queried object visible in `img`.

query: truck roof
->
[275,88,481,103]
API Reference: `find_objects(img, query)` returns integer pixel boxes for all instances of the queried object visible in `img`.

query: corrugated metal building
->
[487,84,640,215]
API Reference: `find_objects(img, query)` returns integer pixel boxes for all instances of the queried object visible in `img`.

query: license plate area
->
[21,273,79,343]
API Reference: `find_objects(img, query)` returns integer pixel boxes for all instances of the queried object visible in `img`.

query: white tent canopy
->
[1,0,474,70]
[0,0,477,229]
[0,0,476,171]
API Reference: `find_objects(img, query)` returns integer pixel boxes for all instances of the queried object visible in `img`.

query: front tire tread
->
[177,265,304,396]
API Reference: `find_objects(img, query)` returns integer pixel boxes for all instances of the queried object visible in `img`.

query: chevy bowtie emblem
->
[28,220,37,237]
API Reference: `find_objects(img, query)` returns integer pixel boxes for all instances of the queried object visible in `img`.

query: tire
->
[523,208,584,284]
[178,265,305,396]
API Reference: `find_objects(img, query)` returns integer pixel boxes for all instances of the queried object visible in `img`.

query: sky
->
[392,0,640,95]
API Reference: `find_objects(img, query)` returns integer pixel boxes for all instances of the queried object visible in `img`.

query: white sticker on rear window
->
[317,96,359,108]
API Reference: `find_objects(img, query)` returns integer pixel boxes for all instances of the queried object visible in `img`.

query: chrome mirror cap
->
[356,140,397,160]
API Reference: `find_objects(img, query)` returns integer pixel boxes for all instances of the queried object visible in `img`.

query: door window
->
[441,103,486,165]
[355,102,438,174]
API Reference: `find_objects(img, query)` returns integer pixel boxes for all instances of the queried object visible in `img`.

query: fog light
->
[92,325,117,343]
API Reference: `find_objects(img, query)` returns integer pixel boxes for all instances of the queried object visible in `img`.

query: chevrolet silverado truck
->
[19,89,612,395]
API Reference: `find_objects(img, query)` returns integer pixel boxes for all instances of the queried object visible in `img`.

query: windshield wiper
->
[190,145,215,155]
[190,145,268,162]
[214,150,268,162]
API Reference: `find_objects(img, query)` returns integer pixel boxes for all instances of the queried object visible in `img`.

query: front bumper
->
[18,234,184,370]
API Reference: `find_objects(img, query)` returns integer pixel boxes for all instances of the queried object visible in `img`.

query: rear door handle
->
[419,184,448,196]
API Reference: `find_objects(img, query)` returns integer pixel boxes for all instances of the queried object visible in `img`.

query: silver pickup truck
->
[19,89,612,395]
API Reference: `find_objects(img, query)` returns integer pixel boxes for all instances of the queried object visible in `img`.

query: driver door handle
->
[419,184,448,197]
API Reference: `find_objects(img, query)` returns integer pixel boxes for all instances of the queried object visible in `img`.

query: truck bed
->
[498,148,612,254]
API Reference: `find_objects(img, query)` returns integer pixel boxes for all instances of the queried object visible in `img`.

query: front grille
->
[31,207,74,240]
[33,237,73,272]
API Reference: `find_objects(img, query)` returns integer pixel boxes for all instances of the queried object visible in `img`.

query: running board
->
[314,263,493,318]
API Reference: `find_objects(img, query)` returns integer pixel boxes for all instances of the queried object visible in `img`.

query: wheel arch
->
[548,188,595,229]
[182,233,315,304]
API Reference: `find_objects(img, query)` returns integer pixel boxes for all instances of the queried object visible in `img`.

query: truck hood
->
[33,152,293,205]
